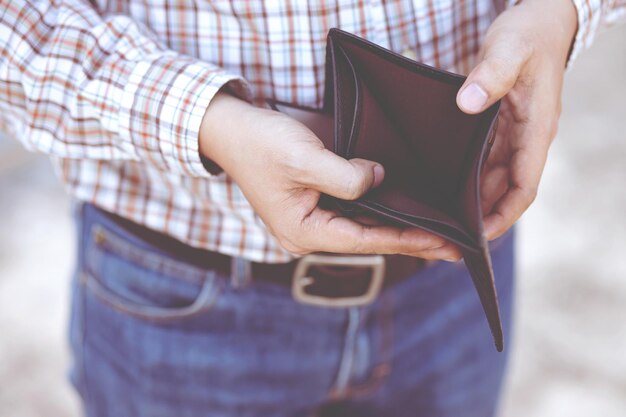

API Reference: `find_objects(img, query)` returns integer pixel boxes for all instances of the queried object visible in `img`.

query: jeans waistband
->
[81,202,426,290]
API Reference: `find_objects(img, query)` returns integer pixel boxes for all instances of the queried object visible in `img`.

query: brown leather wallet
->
[268,28,504,351]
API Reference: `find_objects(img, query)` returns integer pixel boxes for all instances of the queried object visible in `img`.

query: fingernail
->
[443,257,458,263]
[373,164,384,188]
[459,83,488,113]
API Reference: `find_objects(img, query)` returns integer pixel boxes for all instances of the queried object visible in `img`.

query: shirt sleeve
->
[568,0,626,65]
[0,0,252,178]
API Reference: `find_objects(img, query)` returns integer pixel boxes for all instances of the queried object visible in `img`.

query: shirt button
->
[401,48,417,61]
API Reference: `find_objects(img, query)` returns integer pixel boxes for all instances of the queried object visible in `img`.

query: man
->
[0,0,624,416]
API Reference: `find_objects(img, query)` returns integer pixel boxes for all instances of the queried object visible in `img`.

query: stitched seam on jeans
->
[341,290,394,400]
[89,224,210,284]
[81,270,224,322]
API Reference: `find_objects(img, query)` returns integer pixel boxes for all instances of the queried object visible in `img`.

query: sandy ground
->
[0,25,624,417]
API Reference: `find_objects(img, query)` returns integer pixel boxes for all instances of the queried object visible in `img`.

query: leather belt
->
[96,205,427,307]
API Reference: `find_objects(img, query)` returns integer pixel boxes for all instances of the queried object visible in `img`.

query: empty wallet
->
[268,28,504,351]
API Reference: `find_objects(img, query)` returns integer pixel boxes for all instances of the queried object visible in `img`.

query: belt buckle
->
[292,254,386,308]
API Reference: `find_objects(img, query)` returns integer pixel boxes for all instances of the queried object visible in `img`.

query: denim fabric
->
[69,203,514,417]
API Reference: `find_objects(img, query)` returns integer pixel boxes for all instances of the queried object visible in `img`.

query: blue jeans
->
[69,203,515,417]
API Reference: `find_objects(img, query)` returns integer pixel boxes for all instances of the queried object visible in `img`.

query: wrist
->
[199,90,256,173]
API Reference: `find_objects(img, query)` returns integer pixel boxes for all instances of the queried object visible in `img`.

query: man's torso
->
[58,0,504,262]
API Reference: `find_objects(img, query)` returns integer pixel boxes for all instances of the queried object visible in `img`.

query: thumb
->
[302,150,385,200]
[457,37,530,114]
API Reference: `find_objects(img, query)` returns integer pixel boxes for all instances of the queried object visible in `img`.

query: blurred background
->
[0,24,624,417]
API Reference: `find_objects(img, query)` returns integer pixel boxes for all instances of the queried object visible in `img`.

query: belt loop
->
[230,257,252,290]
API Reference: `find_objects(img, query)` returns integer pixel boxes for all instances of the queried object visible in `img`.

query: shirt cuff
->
[120,53,252,177]
[567,0,603,67]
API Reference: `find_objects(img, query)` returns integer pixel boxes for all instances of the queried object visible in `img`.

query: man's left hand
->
[457,0,578,240]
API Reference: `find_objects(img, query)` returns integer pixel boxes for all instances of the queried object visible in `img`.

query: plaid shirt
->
[1,0,624,262]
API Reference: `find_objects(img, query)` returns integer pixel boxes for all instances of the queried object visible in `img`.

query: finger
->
[299,208,448,256]
[341,215,463,261]
[404,243,463,262]
[457,36,532,114]
[299,149,385,200]
[344,215,462,261]
[351,214,386,227]
[483,123,551,240]
[480,163,509,215]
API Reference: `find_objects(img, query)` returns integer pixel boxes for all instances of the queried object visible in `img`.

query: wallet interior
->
[275,31,500,250]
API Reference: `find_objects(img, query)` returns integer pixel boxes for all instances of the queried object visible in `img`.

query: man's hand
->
[200,93,462,260]
[457,0,578,240]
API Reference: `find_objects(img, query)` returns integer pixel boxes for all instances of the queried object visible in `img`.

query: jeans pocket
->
[82,223,223,322]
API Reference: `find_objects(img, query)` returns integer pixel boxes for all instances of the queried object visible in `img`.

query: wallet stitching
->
[336,44,363,159]
[331,37,342,155]
[356,200,478,249]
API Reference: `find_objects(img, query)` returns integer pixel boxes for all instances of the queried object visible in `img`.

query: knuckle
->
[342,179,360,201]
[482,56,519,91]
[343,170,368,201]
[521,186,538,206]
[516,38,535,60]
[485,57,513,85]
[283,148,310,179]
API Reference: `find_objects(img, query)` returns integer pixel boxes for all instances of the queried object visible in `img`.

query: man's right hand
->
[200,92,461,260]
